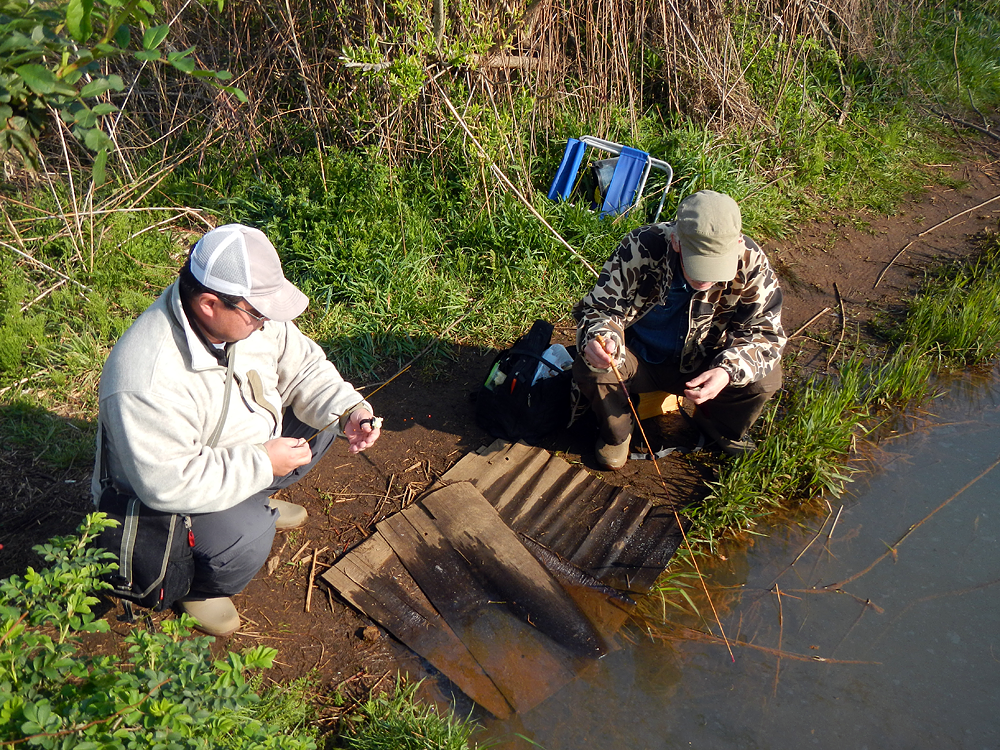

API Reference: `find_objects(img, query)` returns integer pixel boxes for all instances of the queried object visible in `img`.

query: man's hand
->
[344,409,381,454]
[584,336,617,369]
[264,437,312,477]
[684,367,731,404]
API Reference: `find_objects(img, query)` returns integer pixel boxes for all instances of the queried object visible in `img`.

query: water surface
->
[479,369,1000,749]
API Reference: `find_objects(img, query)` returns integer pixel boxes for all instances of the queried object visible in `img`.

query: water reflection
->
[480,367,1000,749]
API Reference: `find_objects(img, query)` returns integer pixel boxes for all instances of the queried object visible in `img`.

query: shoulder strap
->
[206,344,236,449]
[98,423,113,491]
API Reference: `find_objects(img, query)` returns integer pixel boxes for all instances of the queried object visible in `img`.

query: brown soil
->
[2,140,999,720]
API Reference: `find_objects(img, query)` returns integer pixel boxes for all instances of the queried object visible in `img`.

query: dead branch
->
[874,192,1000,287]
[789,306,832,339]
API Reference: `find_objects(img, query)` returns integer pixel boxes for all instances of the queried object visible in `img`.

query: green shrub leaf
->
[80,77,121,98]
[83,126,110,151]
[14,64,57,95]
[141,24,170,51]
[114,25,131,48]
[92,147,108,187]
[65,0,95,43]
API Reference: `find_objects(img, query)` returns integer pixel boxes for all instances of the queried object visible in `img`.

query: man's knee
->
[192,524,276,597]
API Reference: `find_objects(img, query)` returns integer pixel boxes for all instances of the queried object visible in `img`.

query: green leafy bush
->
[0,513,317,749]
[0,0,244,181]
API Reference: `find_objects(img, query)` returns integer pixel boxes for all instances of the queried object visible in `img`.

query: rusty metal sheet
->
[441,439,685,592]
[377,504,579,715]
[321,534,513,719]
[421,482,608,658]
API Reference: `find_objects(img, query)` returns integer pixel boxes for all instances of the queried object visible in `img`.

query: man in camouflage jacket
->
[572,190,785,469]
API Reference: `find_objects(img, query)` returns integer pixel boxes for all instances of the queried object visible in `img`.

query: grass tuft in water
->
[334,678,478,750]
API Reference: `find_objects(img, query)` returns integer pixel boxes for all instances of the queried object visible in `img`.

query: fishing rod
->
[595,334,736,662]
[302,308,475,443]
[301,364,410,443]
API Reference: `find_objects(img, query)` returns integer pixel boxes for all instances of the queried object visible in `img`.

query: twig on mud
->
[827,283,847,367]
[369,669,393,694]
[290,542,310,563]
[789,307,832,339]
[369,474,395,527]
[305,546,328,612]
[874,193,1000,288]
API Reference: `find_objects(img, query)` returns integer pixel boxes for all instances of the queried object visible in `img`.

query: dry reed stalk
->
[432,78,599,276]
[282,0,328,189]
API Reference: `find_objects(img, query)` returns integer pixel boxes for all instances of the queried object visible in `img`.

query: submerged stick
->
[659,625,879,664]
[595,335,736,662]
[763,511,833,592]
[822,452,1000,591]
[772,585,784,698]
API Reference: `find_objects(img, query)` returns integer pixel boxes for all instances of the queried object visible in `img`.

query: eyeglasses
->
[226,301,268,324]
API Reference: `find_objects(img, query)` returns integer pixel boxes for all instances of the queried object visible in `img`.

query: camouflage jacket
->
[573,222,786,387]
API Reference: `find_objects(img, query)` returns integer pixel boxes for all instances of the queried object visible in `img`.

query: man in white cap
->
[573,190,786,469]
[93,224,381,635]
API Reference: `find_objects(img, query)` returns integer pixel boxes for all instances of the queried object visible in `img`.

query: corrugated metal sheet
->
[441,439,685,593]
[322,439,686,717]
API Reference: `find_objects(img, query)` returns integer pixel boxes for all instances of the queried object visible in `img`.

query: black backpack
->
[475,320,573,444]
[96,488,195,613]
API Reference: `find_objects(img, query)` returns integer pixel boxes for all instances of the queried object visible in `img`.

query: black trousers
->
[572,348,782,446]
[188,412,336,597]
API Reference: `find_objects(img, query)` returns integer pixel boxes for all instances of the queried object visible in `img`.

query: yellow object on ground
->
[637,391,680,421]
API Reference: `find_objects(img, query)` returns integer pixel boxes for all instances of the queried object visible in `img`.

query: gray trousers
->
[188,412,336,597]
[572,348,782,446]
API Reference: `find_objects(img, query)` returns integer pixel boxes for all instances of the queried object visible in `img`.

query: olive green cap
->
[675,190,742,282]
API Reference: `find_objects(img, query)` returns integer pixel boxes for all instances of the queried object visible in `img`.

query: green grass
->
[332,679,478,750]
[690,229,1000,549]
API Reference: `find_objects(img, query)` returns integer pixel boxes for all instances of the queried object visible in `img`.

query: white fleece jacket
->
[91,281,370,514]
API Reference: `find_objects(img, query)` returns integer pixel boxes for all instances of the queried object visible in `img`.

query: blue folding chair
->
[547,136,674,222]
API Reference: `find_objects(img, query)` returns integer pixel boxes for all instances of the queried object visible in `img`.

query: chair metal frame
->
[548,135,674,223]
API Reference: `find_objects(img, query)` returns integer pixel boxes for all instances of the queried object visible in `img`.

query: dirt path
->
[2,142,998,715]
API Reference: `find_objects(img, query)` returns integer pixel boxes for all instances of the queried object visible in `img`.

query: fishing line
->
[301,364,410,443]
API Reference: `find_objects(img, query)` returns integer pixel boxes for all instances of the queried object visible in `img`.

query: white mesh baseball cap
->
[189,224,308,322]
